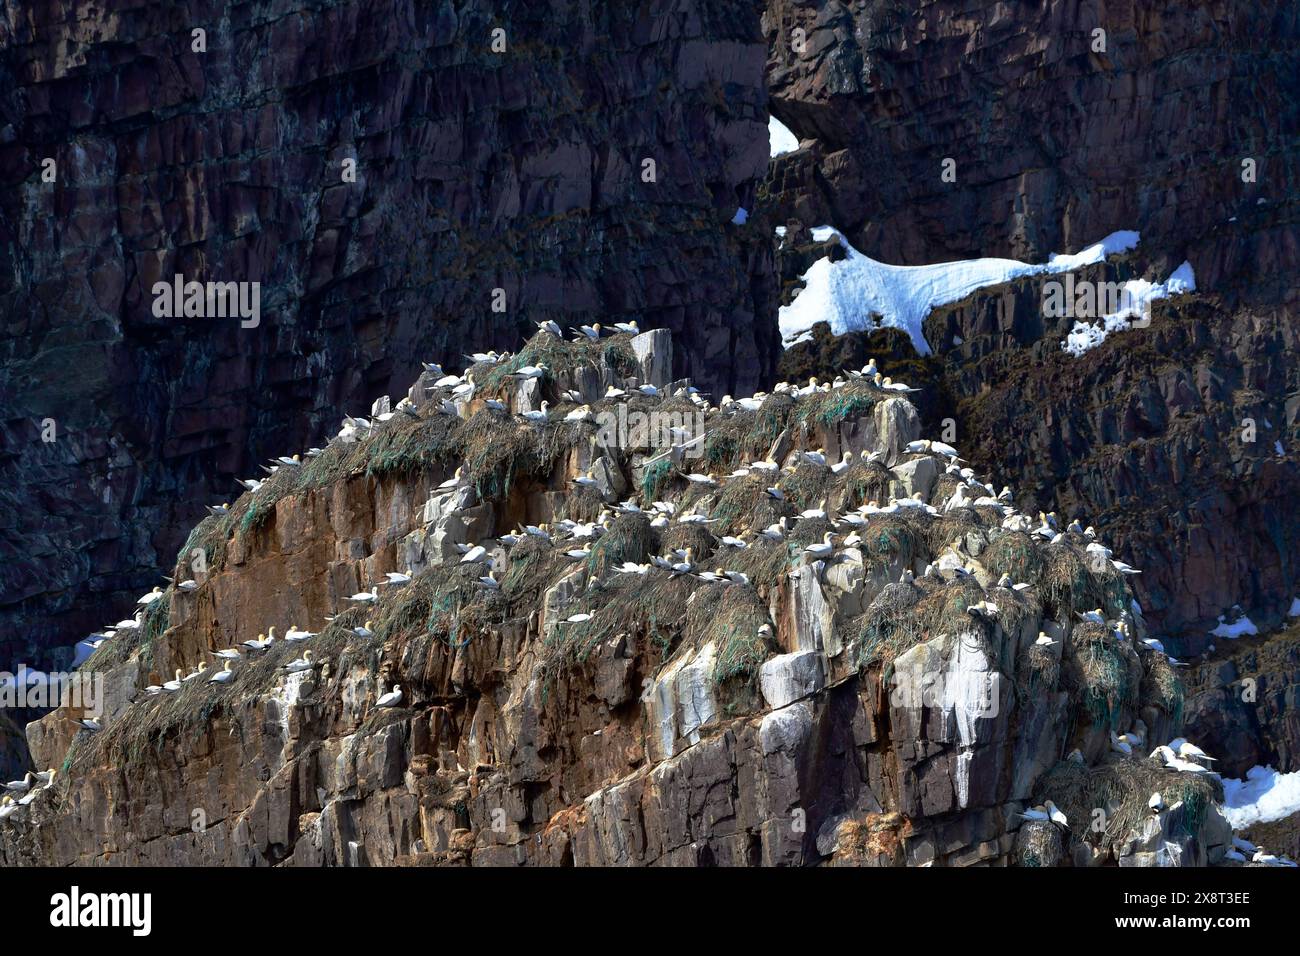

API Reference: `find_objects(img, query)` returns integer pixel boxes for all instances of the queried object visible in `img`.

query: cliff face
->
[0,0,778,672]
[1,330,1234,866]
[763,0,1299,266]
[763,0,1300,641]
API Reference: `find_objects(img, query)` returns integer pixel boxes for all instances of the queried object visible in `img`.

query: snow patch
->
[769,116,799,157]
[1223,766,1300,828]
[1210,616,1258,639]
[1288,597,1300,618]
[778,227,1142,355]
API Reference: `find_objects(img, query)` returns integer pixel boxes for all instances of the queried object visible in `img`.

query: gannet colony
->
[1,324,1291,868]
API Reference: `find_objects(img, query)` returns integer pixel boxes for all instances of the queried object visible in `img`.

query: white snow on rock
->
[769,116,799,157]
[1210,615,1258,639]
[777,227,1141,355]
[1223,766,1300,828]
[1060,261,1196,356]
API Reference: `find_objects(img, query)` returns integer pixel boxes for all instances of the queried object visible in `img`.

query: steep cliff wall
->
[0,330,1235,866]
[0,0,778,671]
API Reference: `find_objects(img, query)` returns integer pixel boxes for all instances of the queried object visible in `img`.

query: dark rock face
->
[0,0,778,669]
[1183,627,1300,779]
[764,0,1300,265]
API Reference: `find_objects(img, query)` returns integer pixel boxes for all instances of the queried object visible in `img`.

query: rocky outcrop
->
[0,0,778,673]
[0,330,1233,866]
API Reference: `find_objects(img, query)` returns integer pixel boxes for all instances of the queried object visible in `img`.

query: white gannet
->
[78,718,102,732]
[283,650,314,673]
[572,323,601,340]
[669,549,695,577]
[241,632,274,652]
[478,572,501,589]
[348,586,378,603]
[285,624,317,642]
[163,669,184,693]
[209,661,235,684]
[536,320,562,337]
[801,448,827,467]
[520,401,551,424]
[509,364,549,380]
[563,613,594,624]
[212,647,242,660]
[178,579,198,591]
[137,586,165,605]
[611,321,639,334]
[376,685,403,708]
[352,620,375,638]
[2,772,34,793]
[1175,741,1217,764]
[460,545,489,565]
[383,571,412,586]
[1045,801,1069,829]
[803,532,836,560]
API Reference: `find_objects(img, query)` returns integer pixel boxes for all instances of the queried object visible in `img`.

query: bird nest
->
[584,514,654,578]
[837,460,894,510]
[1034,756,1224,855]
[793,381,881,428]
[726,537,793,594]
[982,531,1046,585]
[661,522,718,564]
[640,457,677,502]
[684,586,779,705]
[780,462,831,510]
[857,515,922,570]
[1061,622,1140,731]
[849,583,926,673]
[1138,648,1186,724]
